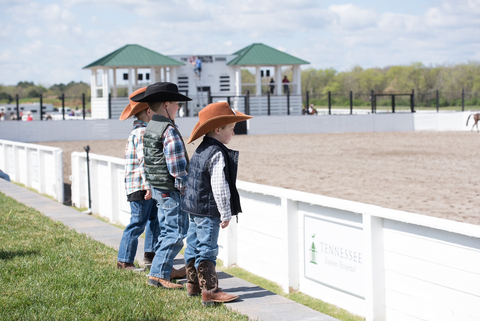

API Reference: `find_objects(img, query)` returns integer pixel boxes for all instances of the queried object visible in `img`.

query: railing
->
[69,150,480,321]
[0,140,63,203]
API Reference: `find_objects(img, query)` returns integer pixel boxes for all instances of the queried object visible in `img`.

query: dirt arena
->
[39,131,480,226]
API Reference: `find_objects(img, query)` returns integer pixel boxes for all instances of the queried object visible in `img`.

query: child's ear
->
[215,127,221,135]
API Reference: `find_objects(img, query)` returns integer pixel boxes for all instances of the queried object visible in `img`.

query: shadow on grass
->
[0,249,40,260]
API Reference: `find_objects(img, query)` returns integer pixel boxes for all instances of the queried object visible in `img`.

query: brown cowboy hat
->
[187,101,253,144]
[119,87,150,120]
[130,82,191,103]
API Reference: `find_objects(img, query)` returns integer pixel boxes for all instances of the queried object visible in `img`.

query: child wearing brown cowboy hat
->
[130,82,191,289]
[117,87,160,271]
[182,101,253,305]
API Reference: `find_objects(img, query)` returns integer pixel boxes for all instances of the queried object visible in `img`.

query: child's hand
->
[220,221,230,229]
[144,189,152,200]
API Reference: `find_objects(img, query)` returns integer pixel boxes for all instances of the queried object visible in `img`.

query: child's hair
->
[206,125,227,137]
[147,101,163,112]
[135,108,148,119]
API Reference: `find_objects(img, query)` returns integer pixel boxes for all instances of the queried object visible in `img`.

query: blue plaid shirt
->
[163,126,188,194]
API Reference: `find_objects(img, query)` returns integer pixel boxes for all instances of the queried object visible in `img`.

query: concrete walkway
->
[0,179,339,321]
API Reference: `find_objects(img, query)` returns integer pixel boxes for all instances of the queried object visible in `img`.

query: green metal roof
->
[83,44,184,69]
[228,43,309,66]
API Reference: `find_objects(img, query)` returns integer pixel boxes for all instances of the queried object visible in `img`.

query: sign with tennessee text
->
[304,215,364,298]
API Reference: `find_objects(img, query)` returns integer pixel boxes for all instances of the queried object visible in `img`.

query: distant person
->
[308,103,317,115]
[26,113,33,121]
[282,76,290,94]
[183,102,253,305]
[0,112,4,121]
[269,78,275,94]
[117,87,160,271]
[10,112,17,120]
[192,57,202,79]
[45,113,53,120]
[0,169,11,182]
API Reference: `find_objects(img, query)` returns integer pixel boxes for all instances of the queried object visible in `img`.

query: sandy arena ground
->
[39,131,480,226]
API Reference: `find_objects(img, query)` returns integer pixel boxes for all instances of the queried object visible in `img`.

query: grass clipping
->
[0,192,248,321]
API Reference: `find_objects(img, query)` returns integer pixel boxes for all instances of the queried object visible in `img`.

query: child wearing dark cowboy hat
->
[131,82,191,289]
[182,101,253,305]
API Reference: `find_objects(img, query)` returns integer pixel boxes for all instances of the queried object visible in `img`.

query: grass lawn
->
[0,192,248,321]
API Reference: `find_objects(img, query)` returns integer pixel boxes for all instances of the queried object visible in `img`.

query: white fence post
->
[223,219,238,267]
[363,214,386,321]
[281,198,299,293]
[37,148,45,195]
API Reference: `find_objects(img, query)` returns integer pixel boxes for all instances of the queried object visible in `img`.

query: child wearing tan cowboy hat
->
[117,87,160,271]
[130,82,191,289]
[182,101,253,305]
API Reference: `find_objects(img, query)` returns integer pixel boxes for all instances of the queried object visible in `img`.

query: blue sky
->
[1,0,479,86]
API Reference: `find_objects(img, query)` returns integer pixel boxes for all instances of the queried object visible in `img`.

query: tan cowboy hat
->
[187,101,253,144]
[119,87,149,120]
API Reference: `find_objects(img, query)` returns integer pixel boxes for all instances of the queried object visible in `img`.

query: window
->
[220,75,230,92]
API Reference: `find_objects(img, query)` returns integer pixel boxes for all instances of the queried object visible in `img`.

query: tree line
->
[300,62,480,107]
[0,81,90,104]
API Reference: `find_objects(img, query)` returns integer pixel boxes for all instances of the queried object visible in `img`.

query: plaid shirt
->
[163,126,188,194]
[208,151,232,222]
[124,120,151,196]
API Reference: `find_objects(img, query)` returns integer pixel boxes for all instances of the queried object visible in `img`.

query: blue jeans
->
[0,171,10,182]
[149,188,189,280]
[184,214,221,269]
[117,198,160,264]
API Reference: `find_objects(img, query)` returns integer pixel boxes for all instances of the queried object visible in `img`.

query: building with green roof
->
[84,43,309,118]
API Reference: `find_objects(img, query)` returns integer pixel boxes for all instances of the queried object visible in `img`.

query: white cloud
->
[328,4,377,31]
[1,0,480,85]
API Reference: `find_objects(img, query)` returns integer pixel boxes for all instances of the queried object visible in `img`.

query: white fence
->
[0,139,63,202]
[0,111,474,144]
[69,151,480,321]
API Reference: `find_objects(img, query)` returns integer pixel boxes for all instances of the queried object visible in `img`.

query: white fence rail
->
[69,151,480,321]
[0,139,63,202]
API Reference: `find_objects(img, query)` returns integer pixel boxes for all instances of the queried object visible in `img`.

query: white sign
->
[304,215,364,298]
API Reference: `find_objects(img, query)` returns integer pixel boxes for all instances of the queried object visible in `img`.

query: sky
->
[1,0,480,86]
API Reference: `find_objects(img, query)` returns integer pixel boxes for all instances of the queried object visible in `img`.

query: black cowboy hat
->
[130,82,192,102]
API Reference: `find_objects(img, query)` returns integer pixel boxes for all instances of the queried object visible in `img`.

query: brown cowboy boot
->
[197,260,239,306]
[143,252,155,266]
[185,260,201,297]
[170,266,186,279]
[117,261,145,272]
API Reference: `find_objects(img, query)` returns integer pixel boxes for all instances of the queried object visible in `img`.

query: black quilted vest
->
[182,136,241,218]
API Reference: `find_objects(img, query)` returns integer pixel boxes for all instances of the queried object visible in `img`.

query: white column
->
[169,67,177,84]
[90,69,97,99]
[363,214,386,321]
[102,68,109,99]
[293,65,302,94]
[275,65,282,95]
[255,66,261,96]
[112,68,117,98]
[127,68,133,96]
[235,67,242,95]
[134,68,138,87]
[151,66,156,83]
